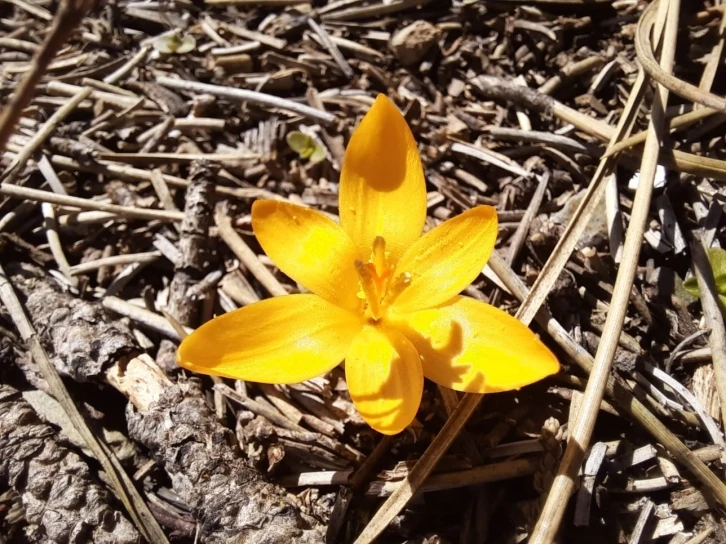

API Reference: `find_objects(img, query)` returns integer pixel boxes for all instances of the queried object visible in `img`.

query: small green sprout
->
[153,32,196,55]
[286,131,326,164]
[684,247,726,306]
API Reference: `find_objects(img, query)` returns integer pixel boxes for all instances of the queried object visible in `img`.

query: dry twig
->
[531,2,681,540]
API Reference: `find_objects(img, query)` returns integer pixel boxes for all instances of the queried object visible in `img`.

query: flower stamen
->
[383,272,412,307]
[356,236,403,321]
[355,259,383,320]
[371,236,387,277]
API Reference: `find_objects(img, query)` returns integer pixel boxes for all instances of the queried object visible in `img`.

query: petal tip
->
[479,204,498,221]
[367,94,406,127]
[373,93,395,108]
[251,198,276,220]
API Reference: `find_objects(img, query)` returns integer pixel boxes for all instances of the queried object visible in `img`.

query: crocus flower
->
[177,95,559,435]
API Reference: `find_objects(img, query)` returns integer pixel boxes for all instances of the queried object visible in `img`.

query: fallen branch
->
[0,263,168,543]
[5,264,326,543]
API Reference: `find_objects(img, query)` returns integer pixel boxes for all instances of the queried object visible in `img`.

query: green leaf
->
[684,248,726,300]
[309,145,326,164]
[287,130,326,163]
[287,131,313,155]
[715,273,726,296]
[708,248,726,278]
[154,33,196,55]
[683,276,700,299]
[175,35,197,54]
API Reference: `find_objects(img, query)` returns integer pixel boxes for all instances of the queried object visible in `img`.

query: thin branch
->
[0,0,97,152]
[214,205,288,297]
[156,76,337,125]
[0,184,184,223]
[530,1,680,541]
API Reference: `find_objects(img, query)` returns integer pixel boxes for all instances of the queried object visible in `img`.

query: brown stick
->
[167,161,217,328]
[0,0,97,153]
[691,234,726,428]
[5,265,325,543]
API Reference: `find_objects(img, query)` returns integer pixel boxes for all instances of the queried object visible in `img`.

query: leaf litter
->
[1,0,726,542]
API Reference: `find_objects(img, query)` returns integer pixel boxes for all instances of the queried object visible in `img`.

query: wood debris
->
[1,0,726,542]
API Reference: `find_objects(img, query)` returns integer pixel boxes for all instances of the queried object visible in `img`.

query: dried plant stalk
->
[487,251,726,506]
[0,0,97,151]
[691,236,726,428]
[530,1,681,541]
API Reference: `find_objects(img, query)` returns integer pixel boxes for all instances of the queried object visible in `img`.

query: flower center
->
[355,236,411,321]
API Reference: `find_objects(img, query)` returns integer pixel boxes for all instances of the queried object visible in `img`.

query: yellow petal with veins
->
[391,205,498,314]
[177,295,362,383]
[339,94,426,263]
[252,200,361,312]
[390,296,559,393]
[345,325,423,435]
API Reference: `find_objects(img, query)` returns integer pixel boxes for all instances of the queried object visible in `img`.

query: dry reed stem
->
[515,67,647,328]
[488,252,726,505]
[603,107,724,157]
[41,202,75,285]
[156,76,337,124]
[2,37,149,185]
[683,527,715,544]
[549,96,726,181]
[3,147,282,201]
[0,184,184,222]
[530,1,680,541]
[102,296,190,340]
[691,235,726,428]
[0,0,96,152]
[697,7,726,93]
[69,252,161,276]
[214,205,288,297]
[353,392,486,543]
[320,0,434,21]
[636,2,726,111]
[506,172,549,265]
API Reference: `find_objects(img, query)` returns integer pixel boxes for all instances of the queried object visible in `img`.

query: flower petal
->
[345,325,423,435]
[390,296,559,393]
[252,200,361,311]
[391,205,498,313]
[339,94,426,263]
[177,294,362,383]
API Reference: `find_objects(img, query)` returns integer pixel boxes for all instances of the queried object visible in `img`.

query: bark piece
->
[126,378,325,543]
[692,364,721,421]
[9,263,136,382]
[0,385,140,544]
[8,266,326,543]
[390,21,438,67]
[167,160,217,328]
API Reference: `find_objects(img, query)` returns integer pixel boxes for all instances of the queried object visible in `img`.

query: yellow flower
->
[177,95,559,435]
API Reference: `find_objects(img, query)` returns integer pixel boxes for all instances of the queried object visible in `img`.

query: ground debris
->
[0,385,140,544]
[126,381,326,543]
[2,0,726,541]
